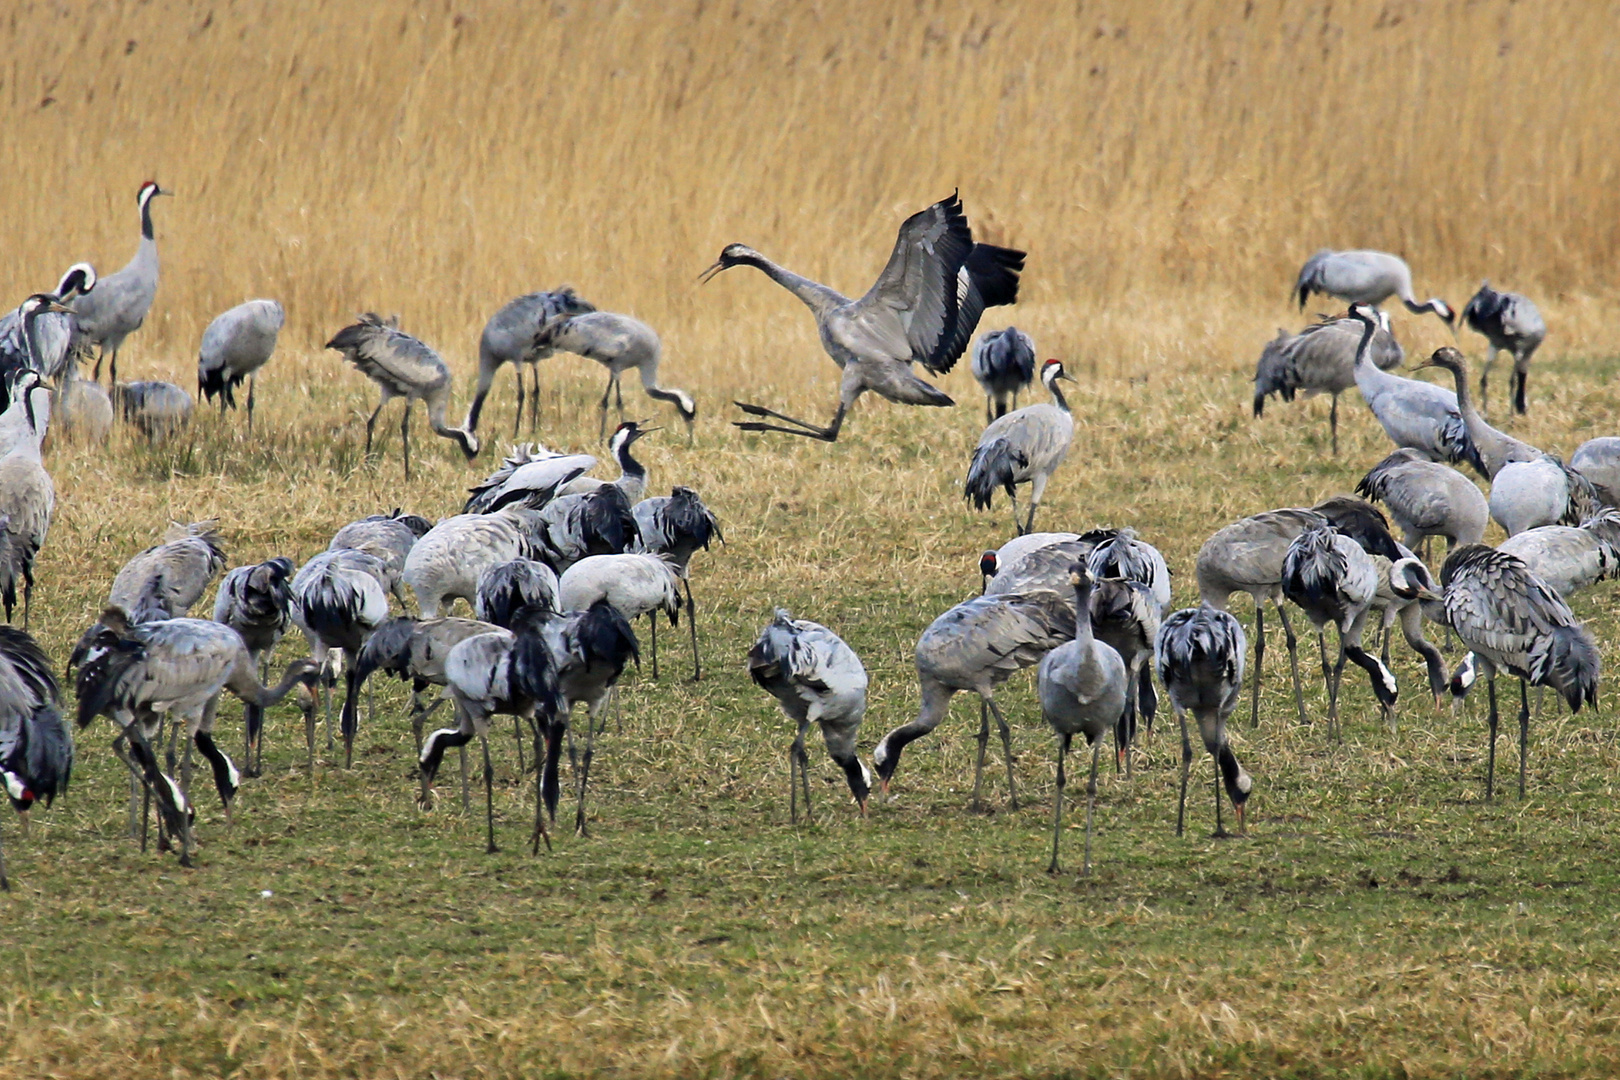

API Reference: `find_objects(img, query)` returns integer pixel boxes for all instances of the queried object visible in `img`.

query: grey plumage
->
[0,625,72,891]
[1155,606,1250,837]
[329,508,433,609]
[633,485,723,679]
[212,556,295,772]
[971,326,1037,423]
[404,507,545,618]
[1571,438,1620,507]
[964,360,1078,535]
[463,443,596,514]
[1416,347,1539,480]
[1497,511,1620,599]
[291,548,391,767]
[108,521,227,620]
[475,559,561,628]
[1252,309,1402,455]
[1294,249,1455,326]
[748,609,870,823]
[1369,553,1449,715]
[1461,282,1545,415]
[54,377,112,443]
[531,312,696,440]
[326,313,480,479]
[198,299,284,429]
[73,181,169,385]
[978,532,1088,588]
[984,539,1096,599]
[1038,564,1128,875]
[1086,528,1172,615]
[1087,575,1162,775]
[465,287,596,437]
[114,380,193,440]
[535,485,640,573]
[712,192,1024,442]
[0,373,54,626]
[1440,544,1600,799]
[0,281,91,391]
[354,615,500,757]
[1488,456,1602,538]
[1356,448,1488,553]
[542,600,641,837]
[1345,306,1476,468]
[871,588,1074,808]
[559,422,652,502]
[556,554,682,676]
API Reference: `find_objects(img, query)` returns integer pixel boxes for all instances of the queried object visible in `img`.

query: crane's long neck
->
[736,252,847,318]
[139,191,157,242]
[614,437,646,487]
[425,393,477,454]
[1070,578,1097,648]
[20,306,47,369]
[232,661,313,707]
[1046,377,1071,413]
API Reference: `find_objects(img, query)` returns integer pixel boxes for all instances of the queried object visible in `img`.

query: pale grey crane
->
[1156,606,1250,838]
[329,509,433,610]
[198,299,284,430]
[420,605,564,854]
[465,287,596,438]
[633,485,723,679]
[326,313,480,479]
[558,422,652,502]
[541,599,641,838]
[212,556,294,772]
[530,311,695,440]
[114,380,193,440]
[55,378,112,443]
[1488,457,1601,538]
[1253,309,1403,454]
[535,485,640,574]
[476,559,561,628]
[1037,564,1127,876]
[0,372,54,627]
[463,443,596,514]
[557,553,681,670]
[355,615,500,766]
[708,192,1024,442]
[981,538,1096,598]
[872,588,1073,810]
[404,507,546,618]
[1295,249,1455,327]
[1196,507,1325,729]
[1461,282,1545,415]
[1087,575,1161,778]
[1497,511,1620,599]
[291,548,390,768]
[978,532,1087,588]
[1356,448,1488,556]
[1571,438,1620,506]
[0,272,94,386]
[748,609,870,824]
[1440,544,1599,799]
[1414,347,1539,479]
[1345,305,1475,467]
[74,181,169,385]
[1281,523,1398,738]
[108,521,227,620]
[74,609,317,865]
[963,359,1078,535]
[971,326,1036,423]
[1,296,74,417]
[0,626,73,892]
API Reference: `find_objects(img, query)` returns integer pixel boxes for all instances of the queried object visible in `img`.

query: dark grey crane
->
[1281,523,1399,738]
[559,422,653,503]
[1087,575,1161,778]
[541,599,641,838]
[404,507,546,618]
[198,299,284,430]
[74,609,317,865]
[535,484,640,574]
[1037,564,1128,876]
[964,359,1078,535]
[1253,309,1403,454]
[1440,545,1599,799]
[1461,283,1545,415]
[476,559,561,628]
[1497,511,1620,600]
[212,556,295,772]
[1571,438,1620,506]
[529,311,695,440]
[1156,606,1251,838]
[748,609,870,824]
[709,192,1024,442]
[1295,249,1455,327]
[1356,448,1488,556]
[0,626,73,891]
[1196,507,1325,728]
[0,372,55,627]
[971,327,1036,423]
[326,313,480,479]
[1345,305,1475,467]
[291,548,391,768]
[73,181,169,386]
[633,486,723,679]
[114,380,193,440]
[0,283,90,393]
[872,588,1073,810]
[354,615,500,763]
[463,443,596,514]
[108,521,227,620]
[329,509,434,610]
[466,287,596,438]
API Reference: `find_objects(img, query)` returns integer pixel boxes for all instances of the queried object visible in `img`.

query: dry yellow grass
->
[7,3,1620,1078]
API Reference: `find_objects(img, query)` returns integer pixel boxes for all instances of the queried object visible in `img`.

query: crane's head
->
[698,244,760,284]
[1067,561,1094,590]
[138,180,171,203]
[450,427,482,460]
[978,550,998,588]
[1431,298,1457,329]
[611,420,658,451]
[1039,358,1076,386]
[1415,346,1467,376]
[55,262,97,300]
[1388,557,1442,603]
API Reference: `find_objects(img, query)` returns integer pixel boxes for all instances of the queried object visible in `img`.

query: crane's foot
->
[732,402,839,441]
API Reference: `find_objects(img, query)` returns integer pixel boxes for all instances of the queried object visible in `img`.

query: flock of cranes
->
[0,185,1613,889]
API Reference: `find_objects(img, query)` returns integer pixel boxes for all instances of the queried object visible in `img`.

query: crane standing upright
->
[74,181,170,386]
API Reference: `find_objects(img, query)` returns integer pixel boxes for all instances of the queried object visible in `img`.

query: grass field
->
[6,1,1620,1077]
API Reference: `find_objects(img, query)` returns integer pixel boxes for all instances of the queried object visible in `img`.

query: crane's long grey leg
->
[513,714,526,776]
[1274,599,1309,725]
[614,375,625,428]
[459,742,470,812]
[1250,602,1265,729]
[531,364,544,433]
[649,610,659,680]
[400,400,412,482]
[108,345,120,389]
[1175,707,1193,837]
[987,696,1020,811]
[1518,678,1531,799]
[246,374,257,434]
[364,398,386,456]
[685,578,702,681]
[790,719,811,825]
[481,734,498,854]
[531,722,552,855]
[1317,630,1332,699]
[1479,350,1495,415]
[1212,748,1225,838]
[1512,362,1529,416]
[732,401,848,442]
[513,366,526,439]
[1328,636,1348,743]
[1485,674,1499,801]
[576,706,599,837]
[970,700,991,812]
[1329,393,1339,456]
[1047,732,1069,875]
[598,374,615,441]
[1083,738,1101,876]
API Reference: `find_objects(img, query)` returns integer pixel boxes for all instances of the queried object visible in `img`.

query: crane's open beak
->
[698,260,726,285]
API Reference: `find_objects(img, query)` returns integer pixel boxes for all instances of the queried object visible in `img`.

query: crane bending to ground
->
[1294,249,1454,328]
[704,192,1024,442]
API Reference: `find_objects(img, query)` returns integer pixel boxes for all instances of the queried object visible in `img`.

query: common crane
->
[535,485,640,575]
[1252,309,1402,454]
[198,299,284,430]
[872,588,1073,810]
[463,443,596,514]
[558,422,652,502]
[978,532,1087,587]
[0,372,54,627]
[1497,511,1620,599]
[466,287,596,438]
[1370,554,1449,716]
[73,181,169,385]
[971,327,1036,423]
[404,507,545,618]
[1571,438,1620,507]
[982,538,1096,598]
[1440,545,1599,799]
[1413,347,1539,479]
[1461,282,1545,415]
[963,359,1078,535]
[291,548,391,767]
[530,312,695,440]
[55,378,112,443]
[1156,606,1250,838]
[0,283,90,391]
[1087,575,1161,778]
[326,313,479,479]
[1345,305,1475,467]
[557,553,681,675]
[541,599,641,838]
[1356,448,1488,556]
[354,615,500,770]
[114,380,193,440]
[1037,564,1128,876]
[0,626,73,891]
[1196,507,1325,728]
[708,192,1024,442]
[212,556,295,772]
[475,559,561,628]
[633,486,723,679]
[329,509,434,610]
[748,610,871,823]
[108,521,227,620]
[1294,249,1455,327]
